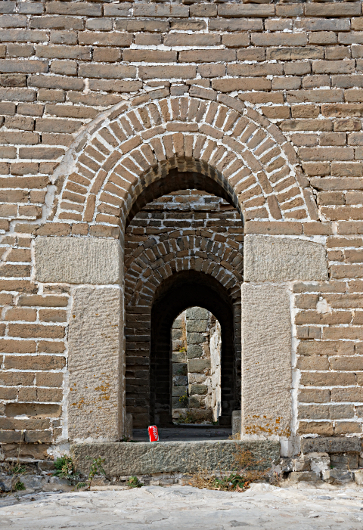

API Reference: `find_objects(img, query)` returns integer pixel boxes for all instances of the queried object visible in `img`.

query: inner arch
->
[150,270,238,427]
[126,168,243,227]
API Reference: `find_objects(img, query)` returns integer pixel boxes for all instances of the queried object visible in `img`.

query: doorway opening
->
[171,307,221,425]
[150,270,238,429]
[124,172,243,433]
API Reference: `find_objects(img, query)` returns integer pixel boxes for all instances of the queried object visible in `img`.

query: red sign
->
[148,425,159,442]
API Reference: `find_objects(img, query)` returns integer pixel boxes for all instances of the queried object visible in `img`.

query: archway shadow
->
[150,270,238,429]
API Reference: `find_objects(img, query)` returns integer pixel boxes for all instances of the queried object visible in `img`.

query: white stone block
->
[68,287,123,441]
[244,235,328,283]
[241,284,292,437]
[34,236,121,285]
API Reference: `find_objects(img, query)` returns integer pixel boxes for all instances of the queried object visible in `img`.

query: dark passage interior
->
[150,270,237,428]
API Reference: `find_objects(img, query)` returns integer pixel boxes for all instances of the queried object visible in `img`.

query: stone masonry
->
[0,0,363,464]
[171,307,222,424]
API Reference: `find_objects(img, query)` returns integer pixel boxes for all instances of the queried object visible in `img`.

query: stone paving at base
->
[1,483,363,529]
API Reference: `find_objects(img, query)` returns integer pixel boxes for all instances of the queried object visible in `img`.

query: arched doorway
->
[124,173,243,430]
[32,93,319,444]
[150,270,239,427]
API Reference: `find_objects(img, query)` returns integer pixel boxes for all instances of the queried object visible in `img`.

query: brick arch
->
[124,231,243,307]
[124,229,242,428]
[52,90,318,232]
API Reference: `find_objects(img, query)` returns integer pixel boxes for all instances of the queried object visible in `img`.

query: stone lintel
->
[68,287,123,442]
[244,235,328,283]
[242,284,292,438]
[34,236,121,285]
[71,440,280,476]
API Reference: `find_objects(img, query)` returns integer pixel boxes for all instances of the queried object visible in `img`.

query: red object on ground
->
[148,425,159,442]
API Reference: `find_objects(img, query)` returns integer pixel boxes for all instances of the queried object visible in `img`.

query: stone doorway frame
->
[34,231,328,445]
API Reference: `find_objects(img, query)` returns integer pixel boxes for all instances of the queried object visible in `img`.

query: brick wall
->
[1,0,363,458]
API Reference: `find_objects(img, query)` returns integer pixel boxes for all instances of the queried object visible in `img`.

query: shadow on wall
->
[172,307,222,425]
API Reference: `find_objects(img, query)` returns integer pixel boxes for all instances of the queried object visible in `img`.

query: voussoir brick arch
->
[124,231,243,309]
[52,88,318,232]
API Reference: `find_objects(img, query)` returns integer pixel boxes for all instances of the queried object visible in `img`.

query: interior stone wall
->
[171,307,222,424]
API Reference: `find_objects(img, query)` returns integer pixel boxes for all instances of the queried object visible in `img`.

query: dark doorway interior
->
[150,270,238,428]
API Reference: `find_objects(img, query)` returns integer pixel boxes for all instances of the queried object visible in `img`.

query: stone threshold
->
[71,440,280,477]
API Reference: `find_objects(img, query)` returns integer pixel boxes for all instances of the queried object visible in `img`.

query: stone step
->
[71,440,280,477]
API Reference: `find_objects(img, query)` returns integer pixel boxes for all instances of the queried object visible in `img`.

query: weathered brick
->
[305,3,361,17]
[19,147,65,160]
[133,4,189,18]
[252,33,307,47]
[8,323,65,339]
[46,2,102,16]
[4,355,66,370]
[79,63,136,79]
[78,32,132,47]
[179,50,236,63]
[218,5,275,17]
[31,16,83,30]
[209,18,263,32]
[165,34,220,47]
[0,87,36,101]
[28,74,84,91]
[0,29,49,42]
[139,65,196,79]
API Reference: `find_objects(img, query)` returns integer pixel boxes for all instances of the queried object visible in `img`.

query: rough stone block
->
[125,414,133,440]
[189,384,208,395]
[232,410,241,437]
[289,471,319,483]
[68,287,123,441]
[172,363,187,376]
[244,235,328,282]
[71,440,280,476]
[173,375,188,387]
[186,307,209,320]
[187,345,203,359]
[330,453,358,470]
[322,469,354,484]
[34,236,121,284]
[186,321,208,333]
[301,437,361,454]
[309,452,330,477]
[188,359,210,373]
[242,284,292,437]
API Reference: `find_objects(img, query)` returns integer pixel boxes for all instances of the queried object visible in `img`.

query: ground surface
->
[0,483,363,529]
[133,426,232,441]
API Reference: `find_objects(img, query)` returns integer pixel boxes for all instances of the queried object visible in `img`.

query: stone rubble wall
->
[171,306,222,424]
[0,0,363,459]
